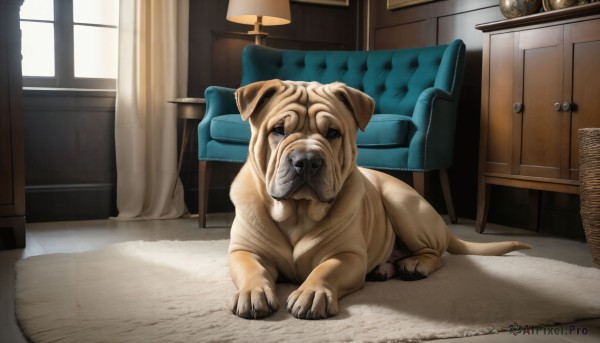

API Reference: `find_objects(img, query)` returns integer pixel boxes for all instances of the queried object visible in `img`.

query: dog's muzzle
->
[270,148,334,204]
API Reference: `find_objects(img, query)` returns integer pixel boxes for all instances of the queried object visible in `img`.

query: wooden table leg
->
[173,120,192,198]
[476,176,491,233]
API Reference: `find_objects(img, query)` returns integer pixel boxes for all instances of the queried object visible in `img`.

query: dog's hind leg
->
[396,252,442,281]
[366,238,410,282]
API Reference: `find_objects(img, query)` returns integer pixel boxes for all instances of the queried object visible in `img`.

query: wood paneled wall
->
[367,0,502,48]
[188,0,362,97]
[23,89,117,222]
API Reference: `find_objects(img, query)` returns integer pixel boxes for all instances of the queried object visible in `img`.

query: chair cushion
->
[357,114,411,148]
[210,114,250,144]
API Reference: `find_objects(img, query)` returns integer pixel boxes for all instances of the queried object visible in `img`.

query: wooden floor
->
[1,214,599,342]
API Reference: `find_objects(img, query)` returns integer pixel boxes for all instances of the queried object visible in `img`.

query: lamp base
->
[249,16,268,45]
[248,30,268,45]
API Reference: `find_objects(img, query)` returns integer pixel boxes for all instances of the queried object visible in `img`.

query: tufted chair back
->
[196,40,466,227]
[240,40,464,117]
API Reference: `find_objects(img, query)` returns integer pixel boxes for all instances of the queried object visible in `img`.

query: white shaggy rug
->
[14,240,600,343]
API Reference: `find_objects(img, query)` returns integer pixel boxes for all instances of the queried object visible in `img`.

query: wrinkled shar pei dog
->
[227,79,530,320]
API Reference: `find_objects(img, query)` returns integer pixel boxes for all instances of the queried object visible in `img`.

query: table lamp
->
[226,0,291,45]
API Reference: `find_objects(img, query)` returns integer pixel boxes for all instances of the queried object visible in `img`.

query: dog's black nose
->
[291,152,323,176]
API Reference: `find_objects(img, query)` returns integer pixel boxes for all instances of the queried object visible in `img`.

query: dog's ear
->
[332,83,375,131]
[235,79,282,121]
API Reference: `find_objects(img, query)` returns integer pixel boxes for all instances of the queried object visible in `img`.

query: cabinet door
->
[514,26,564,179]
[481,32,515,175]
[565,19,600,181]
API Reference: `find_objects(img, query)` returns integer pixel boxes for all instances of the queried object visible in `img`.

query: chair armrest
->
[198,86,239,159]
[407,87,457,171]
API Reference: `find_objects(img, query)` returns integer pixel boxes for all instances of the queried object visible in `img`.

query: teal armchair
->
[198,40,466,227]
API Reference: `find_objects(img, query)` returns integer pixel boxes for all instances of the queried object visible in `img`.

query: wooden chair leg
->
[475,176,491,233]
[198,160,211,228]
[412,172,426,198]
[413,171,456,224]
[439,169,457,224]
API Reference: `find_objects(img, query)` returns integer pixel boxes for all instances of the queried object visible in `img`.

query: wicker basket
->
[579,128,600,268]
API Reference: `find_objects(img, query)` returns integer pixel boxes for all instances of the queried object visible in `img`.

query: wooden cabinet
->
[0,0,25,248]
[476,3,600,233]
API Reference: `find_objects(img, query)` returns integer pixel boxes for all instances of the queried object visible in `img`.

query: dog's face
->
[236,80,374,221]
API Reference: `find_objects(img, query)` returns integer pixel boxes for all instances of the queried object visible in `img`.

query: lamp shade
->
[226,0,291,26]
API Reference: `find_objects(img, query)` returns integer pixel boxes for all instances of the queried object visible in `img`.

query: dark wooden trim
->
[480,172,580,186]
[25,183,116,192]
[481,174,580,194]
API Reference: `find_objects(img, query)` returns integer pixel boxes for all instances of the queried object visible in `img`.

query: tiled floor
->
[1,213,599,342]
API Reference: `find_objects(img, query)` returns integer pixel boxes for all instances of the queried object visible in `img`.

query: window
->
[20,0,119,89]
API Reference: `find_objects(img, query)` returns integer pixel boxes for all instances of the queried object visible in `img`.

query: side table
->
[168,98,206,199]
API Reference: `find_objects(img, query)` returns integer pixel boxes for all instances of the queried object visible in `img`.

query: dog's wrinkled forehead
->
[235,79,375,132]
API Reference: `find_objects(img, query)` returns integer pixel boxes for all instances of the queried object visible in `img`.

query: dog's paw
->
[366,262,397,282]
[396,254,441,281]
[229,286,278,319]
[397,267,428,281]
[287,286,338,320]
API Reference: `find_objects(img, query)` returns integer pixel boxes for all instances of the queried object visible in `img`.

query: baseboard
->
[25,183,117,222]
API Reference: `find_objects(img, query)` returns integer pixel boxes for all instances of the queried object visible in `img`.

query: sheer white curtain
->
[114,0,189,220]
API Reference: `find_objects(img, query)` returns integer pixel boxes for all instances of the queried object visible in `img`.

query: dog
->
[227,79,530,320]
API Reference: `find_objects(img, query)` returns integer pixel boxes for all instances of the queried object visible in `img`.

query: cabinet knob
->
[513,103,523,113]
[554,102,562,111]
[562,102,571,112]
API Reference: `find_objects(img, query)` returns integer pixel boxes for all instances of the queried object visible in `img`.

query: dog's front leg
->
[229,250,279,319]
[287,252,365,320]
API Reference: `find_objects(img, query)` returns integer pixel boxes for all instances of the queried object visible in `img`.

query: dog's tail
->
[447,235,531,256]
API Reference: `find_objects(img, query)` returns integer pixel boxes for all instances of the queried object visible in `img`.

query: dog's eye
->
[326,129,341,140]
[271,126,285,136]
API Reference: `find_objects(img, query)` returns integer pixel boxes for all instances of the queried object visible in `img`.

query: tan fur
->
[228,80,530,320]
